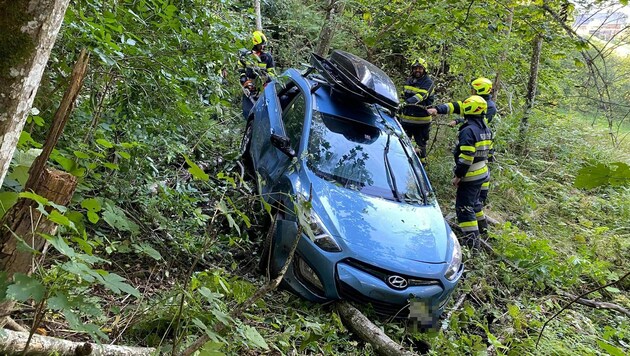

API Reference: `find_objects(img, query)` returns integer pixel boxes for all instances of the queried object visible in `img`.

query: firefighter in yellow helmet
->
[428,95,493,247]
[447,77,498,218]
[398,57,434,164]
[239,30,277,119]
[448,77,496,127]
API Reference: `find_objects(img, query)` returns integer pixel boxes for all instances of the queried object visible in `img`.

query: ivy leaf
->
[6,273,46,302]
[184,155,209,181]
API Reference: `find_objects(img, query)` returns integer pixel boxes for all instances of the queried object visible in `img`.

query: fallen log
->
[0,329,156,356]
[335,301,417,356]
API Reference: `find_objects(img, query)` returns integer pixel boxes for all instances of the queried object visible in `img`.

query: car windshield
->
[306,112,429,204]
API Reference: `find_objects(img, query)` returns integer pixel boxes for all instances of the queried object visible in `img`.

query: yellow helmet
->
[471,77,493,95]
[462,95,487,116]
[410,57,428,70]
[252,31,267,46]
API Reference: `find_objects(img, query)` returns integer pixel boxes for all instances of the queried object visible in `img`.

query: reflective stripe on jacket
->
[453,116,493,182]
[399,75,434,124]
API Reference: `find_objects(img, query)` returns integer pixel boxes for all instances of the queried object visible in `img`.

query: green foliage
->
[575,162,630,188]
[2,0,629,354]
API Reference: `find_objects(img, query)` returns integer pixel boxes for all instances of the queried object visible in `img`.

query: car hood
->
[306,174,449,264]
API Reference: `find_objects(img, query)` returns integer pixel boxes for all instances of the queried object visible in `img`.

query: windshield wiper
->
[383,134,401,202]
[398,136,428,205]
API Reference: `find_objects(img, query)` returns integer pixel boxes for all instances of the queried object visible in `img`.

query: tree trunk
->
[0,329,156,356]
[0,0,71,188]
[315,0,345,56]
[254,0,262,31]
[493,6,514,102]
[0,168,78,322]
[519,34,543,147]
[336,301,418,356]
[0,49,87,327]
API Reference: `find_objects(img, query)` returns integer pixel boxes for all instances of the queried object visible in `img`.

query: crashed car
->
[240,50,462,323]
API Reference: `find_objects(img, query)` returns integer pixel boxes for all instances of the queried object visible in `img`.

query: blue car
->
[240,50,463,323]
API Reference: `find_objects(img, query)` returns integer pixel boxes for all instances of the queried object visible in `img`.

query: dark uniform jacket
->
[435,101,493,182]
[482,94,497,124]
[399,75,434,124]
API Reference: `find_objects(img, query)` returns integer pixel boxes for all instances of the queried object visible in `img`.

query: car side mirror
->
[270,133,296,157]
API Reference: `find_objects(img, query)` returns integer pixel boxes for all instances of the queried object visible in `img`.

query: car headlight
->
[302,211,342,252]
[445,231,462,281]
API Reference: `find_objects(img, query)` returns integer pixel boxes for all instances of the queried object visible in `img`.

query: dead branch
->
[536,270,630,348]
[3,318,28,332]
[0,329,155,356]
[441,293,468,331]
[557,291,630,318]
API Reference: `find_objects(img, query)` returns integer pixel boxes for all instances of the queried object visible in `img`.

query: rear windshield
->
[306,112,430,204]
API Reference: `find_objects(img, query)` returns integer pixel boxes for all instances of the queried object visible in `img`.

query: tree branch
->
[557,291,630,318]
[536,271,630,348]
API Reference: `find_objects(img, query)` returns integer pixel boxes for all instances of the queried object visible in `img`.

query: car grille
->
[337,279,410,317]
[337,258,443,317]
[343,258,442,289]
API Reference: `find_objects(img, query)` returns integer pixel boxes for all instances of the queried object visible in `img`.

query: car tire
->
[259,210,281,279]
[240,120,254,178]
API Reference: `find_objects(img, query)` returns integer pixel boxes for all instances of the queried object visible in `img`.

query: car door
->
[258,77,309,196]
[249,78,282,183]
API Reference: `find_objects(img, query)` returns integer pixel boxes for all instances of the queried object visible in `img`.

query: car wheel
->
[259,210,281,279]
[239,120,254,178]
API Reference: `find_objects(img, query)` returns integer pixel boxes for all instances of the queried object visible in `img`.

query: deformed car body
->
[240,50,463,323]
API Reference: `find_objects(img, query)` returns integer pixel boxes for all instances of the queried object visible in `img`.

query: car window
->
[306,112,428,204]
[282,89,306,153]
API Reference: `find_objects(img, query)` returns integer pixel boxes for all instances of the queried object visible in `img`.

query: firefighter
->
[398,58,435,164]
[239,30,276,119]
[448,77,497,213]
[427,96,493,246]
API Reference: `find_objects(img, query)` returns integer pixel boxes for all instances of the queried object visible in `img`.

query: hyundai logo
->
[387,275,408,289]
